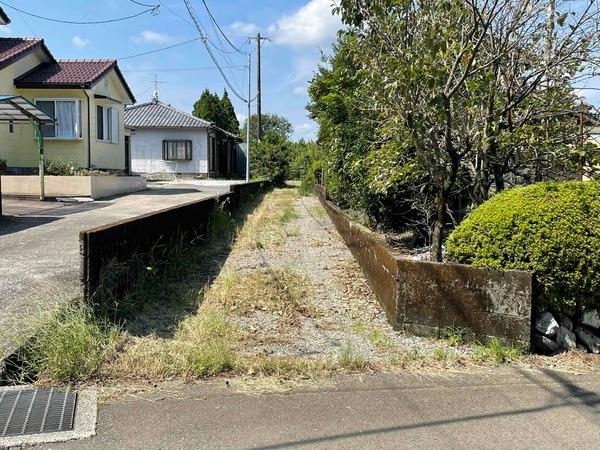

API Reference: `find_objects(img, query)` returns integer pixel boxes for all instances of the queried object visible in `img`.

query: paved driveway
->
[0,184,229,356]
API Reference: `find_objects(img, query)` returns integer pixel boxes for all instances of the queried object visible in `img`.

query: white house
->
[124,98,243,178]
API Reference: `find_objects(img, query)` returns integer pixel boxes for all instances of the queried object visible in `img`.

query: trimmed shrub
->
[46,157,78,176]
[0,159,6,173]
[446,181,600,313]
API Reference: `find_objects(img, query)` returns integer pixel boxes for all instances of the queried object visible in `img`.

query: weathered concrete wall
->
[80,180,268,303]
[315,185,399,325]
[80,197,216,301]
[1,175,146,199]
[90,176,147,199]
[316,185,533,345]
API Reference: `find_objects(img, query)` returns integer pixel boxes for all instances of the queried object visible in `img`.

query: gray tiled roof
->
[124,100,213,129]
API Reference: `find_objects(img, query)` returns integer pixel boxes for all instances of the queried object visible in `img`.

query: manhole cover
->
[0,388,77,437]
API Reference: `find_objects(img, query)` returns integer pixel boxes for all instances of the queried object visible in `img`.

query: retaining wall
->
[315,185,533,345]
[80,179,267,302]
[1,175,147,199]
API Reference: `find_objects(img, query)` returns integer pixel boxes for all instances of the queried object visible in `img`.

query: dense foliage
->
[446,181,600,313]
[193,89,240,133]
[46,157,77,176]
[308,0,600,260]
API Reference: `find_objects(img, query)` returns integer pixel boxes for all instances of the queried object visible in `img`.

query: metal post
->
[30,118,45,201]
[246,52,251,183]
[256,32,262,142]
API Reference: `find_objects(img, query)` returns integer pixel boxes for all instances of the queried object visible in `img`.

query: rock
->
[555,326,577,351]
[532,333,560,354]
[558,313,573,331]
[574,327,600,354]
[581,309,600,330]
[535,312,559,337]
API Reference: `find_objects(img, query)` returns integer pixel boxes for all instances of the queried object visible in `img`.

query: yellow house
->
[0,36,136,174]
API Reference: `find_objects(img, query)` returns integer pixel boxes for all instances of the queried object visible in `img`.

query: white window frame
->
[34,98,82,140]
[96,104,120,144]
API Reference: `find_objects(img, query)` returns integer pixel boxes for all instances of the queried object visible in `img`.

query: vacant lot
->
[12,187,598,391]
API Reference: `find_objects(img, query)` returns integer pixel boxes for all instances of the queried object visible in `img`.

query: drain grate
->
[0,388,77,437]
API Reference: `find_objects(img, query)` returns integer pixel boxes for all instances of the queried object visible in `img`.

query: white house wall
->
[130,128,208,175]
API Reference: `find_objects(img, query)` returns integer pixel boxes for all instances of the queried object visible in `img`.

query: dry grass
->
[202,268,317,318]
[236,188,299,249]
[107,308,241,379]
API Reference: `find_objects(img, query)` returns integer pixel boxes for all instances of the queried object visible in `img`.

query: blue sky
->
[0,0,343,140]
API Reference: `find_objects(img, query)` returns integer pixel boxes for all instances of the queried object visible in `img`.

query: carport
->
[0,95,55,214]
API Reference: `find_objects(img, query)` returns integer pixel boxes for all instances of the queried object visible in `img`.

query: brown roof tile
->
[15,59,115,87]
[0,38,50,70]
[15,59,136,103]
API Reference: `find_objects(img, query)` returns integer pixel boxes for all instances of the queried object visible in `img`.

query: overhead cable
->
[0,1,159,24]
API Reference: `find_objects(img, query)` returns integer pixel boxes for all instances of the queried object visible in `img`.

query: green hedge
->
[446,181,600,313]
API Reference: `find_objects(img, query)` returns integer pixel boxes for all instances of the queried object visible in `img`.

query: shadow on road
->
[255,368,600,449]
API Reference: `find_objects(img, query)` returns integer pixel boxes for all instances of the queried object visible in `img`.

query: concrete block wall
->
[315,185,533,346]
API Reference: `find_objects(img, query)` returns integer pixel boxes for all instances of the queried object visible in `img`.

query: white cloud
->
[132,30,175,45]
[296,122,314,131]
[228,21,259,36]
[72,35,90,48]
[293,55,320,80]
[269,0,341,47]
[0,26,12,35]
[293,85,306,96]
[294,122,316,139]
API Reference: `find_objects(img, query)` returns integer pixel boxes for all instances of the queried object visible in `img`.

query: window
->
[35,99,81,138]
[162,140,192,161]
[96,105,119,144]
[8,121,14,134]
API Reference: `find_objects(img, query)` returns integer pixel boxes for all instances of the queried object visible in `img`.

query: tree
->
[193,89,223,126]
[220,90,240,133]
[242,113,293,142]
[319,0,600,260]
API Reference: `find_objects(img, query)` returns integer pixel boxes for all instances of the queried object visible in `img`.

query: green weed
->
[473,337,524,364]
[338,343,368,371]
[17,302,121,383]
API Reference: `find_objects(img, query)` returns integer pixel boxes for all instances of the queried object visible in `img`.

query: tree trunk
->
[493,164,505,191]
[430,192,445,262]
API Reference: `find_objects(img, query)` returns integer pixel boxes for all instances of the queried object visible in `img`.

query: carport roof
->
[0,95,55,123]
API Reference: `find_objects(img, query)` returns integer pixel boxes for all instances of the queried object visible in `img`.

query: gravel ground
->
[218,191,472,362]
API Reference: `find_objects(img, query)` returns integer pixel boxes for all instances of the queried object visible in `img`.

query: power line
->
[117,37,201,60]
[158,0,195,28]
[182,0,248,103]
[3,0,35,35]
[129,0,159,7]
[122,65,245,73]
[200,0,246,55]
[0,1,159,24]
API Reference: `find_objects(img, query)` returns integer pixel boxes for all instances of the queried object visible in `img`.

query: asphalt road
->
[0,183,228,356]
[45,368,600,450]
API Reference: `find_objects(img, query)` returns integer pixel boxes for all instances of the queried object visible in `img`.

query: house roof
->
[125,99,213,129]
[0,7,10,25]
[125,100,241,140]
[0,38,55,70]
[14,59,136,103]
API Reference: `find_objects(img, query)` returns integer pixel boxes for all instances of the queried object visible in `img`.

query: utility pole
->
[246,52,251,182]
[251,33,269,141]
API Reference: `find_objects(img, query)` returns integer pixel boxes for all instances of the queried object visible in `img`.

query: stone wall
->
[315,185,533,346]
